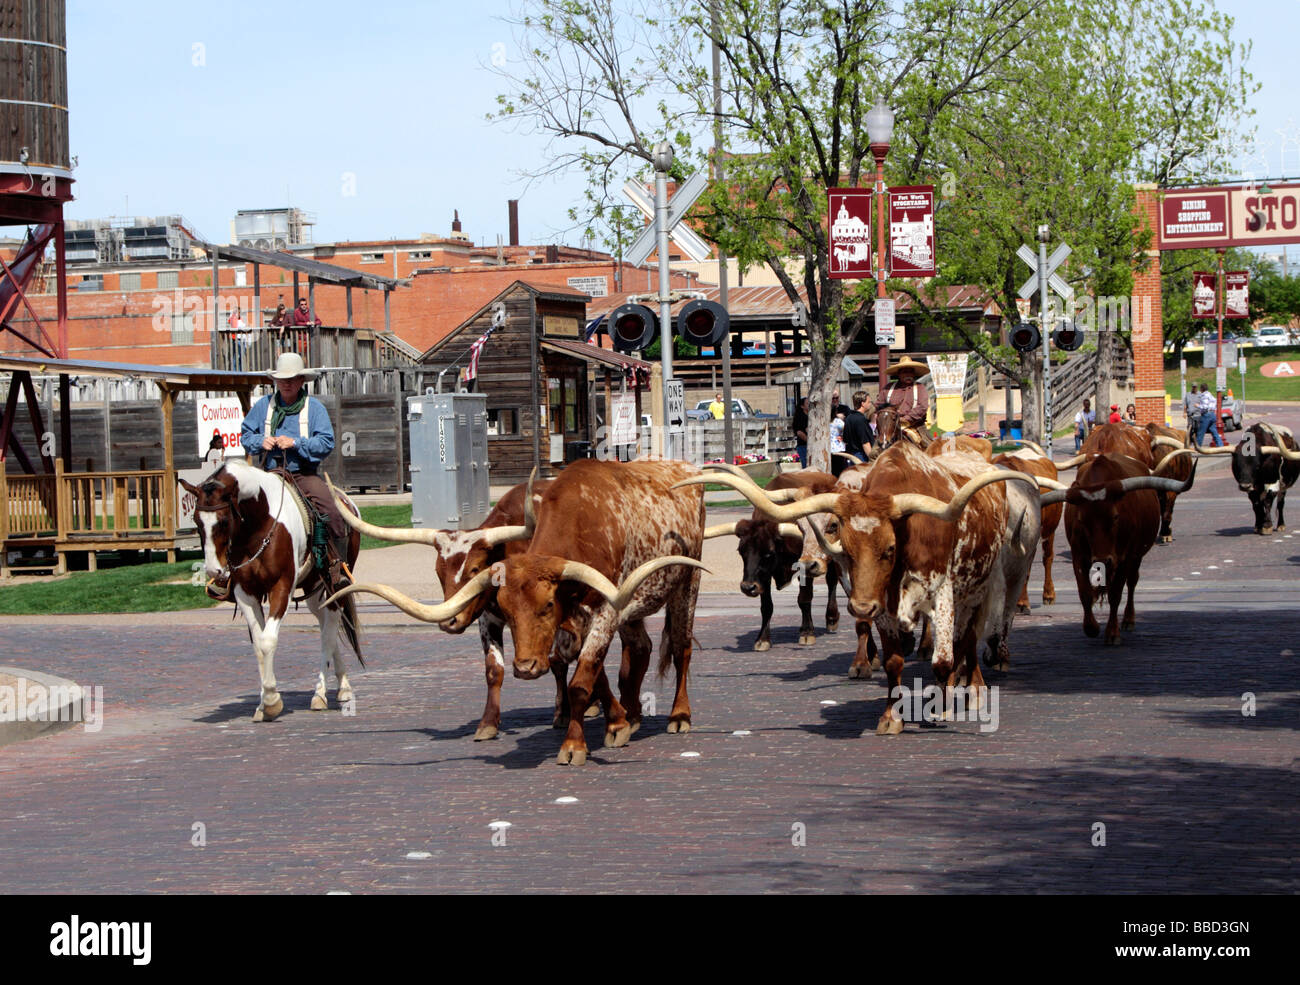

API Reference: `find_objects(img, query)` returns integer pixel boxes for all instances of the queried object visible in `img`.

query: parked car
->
[1253,326,1292,348]
[686,398,779,420]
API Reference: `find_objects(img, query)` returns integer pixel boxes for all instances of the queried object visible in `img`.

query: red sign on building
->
[1224,270,1249,319]
[828,188,873,280]
[1191,272,1216,318]
[1161,191,1231,249]
[888,185,935,277]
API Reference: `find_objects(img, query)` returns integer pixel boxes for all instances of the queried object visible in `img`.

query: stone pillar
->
[1132,183,1166,426]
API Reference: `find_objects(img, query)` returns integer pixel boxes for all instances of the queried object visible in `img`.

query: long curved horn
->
[778,522,804,540]
[1002,438,1047,457]
[810,517,844,557]
[890,470,1042,522]
[1036,477,1070,491]
[559,555,709,612]
[1053,453,1086,470]
[1116,472,1197,496]
[704,521,740,539]
[1189,436,1234,455]
[479,524,532,548]
[325,476,441,545]
[1258,441,1300,462]
[324,568,495,624]
[1040,489,1069,507]
[1153,448,1194,477]
[673,473,841,523]
[703,462,755,480]
[1151,436,1186,451]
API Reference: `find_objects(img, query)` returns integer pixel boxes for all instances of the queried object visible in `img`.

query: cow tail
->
[339,592,366,667]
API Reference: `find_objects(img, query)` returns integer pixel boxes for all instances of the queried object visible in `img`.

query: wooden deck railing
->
[59,465,169,538]
[0,471,58,539]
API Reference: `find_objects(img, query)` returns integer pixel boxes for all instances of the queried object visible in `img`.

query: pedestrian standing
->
[792,396,809,468]
[1074,399,1092,452]
[1195,384,1224,447]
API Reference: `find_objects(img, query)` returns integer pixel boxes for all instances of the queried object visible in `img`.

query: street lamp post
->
[1214,247,1226,444]
[866,98,894,395]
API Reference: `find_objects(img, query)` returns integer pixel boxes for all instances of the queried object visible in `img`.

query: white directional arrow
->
[1017,242,1073,300]
[624,170,714,265]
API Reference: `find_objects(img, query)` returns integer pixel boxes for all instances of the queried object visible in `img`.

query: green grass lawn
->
[356,504,412,551]
[0,559,218,615]
[1165,346,1300,403]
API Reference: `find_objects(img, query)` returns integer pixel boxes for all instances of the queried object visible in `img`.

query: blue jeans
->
[796,444,807,467]
[1195,412,1223,447]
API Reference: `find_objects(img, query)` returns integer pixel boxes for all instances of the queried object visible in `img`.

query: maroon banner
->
[828,188,873,280]
[1224,270,1249,319]
[888,185,935,277]
[1159,182,1300,251]
[1191,272,1216,318]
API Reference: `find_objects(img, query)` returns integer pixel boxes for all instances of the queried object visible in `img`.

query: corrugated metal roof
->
[542,339,652,370]
[201,242,404,291]
[0,355,262,389]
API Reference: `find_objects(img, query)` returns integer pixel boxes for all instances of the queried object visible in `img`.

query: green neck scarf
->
[270,390,307,434]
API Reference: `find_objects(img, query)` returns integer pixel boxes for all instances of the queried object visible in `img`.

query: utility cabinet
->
[408,390,489,530]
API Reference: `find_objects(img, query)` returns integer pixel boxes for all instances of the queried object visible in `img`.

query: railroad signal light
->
[1052,321,1083,351]
[677,298,730,349]
[609,303,658,353]
[1010,322,1041,352]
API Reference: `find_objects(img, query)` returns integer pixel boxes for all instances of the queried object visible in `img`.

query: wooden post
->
[211,251,220,369]
[160,386,176,545]
[347,286,354,328]
[764,330,771,386]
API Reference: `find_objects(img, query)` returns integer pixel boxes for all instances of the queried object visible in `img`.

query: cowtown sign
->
[1160,181,1300,250]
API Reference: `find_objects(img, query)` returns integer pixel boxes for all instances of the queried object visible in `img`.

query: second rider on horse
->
[239,353,352,593]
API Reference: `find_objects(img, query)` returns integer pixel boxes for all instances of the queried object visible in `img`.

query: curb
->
[0,666,89,749]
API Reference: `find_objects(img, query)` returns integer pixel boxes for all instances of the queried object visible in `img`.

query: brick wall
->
[1132,184,1166,426]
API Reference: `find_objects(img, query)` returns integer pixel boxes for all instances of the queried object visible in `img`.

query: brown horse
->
[873,404,930,454]
[182,458,363,721]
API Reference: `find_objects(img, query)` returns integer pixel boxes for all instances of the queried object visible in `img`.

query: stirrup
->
[206,576,233,602]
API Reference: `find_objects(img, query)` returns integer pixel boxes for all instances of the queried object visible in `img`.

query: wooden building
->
[418,281,652,484]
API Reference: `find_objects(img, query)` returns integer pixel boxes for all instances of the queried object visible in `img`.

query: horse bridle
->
[203,484,288,580]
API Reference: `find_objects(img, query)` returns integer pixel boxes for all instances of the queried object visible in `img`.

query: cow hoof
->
[556,745,588,766]
[1042,595,1055,606]
[309,693,328,711]
[1161,535,1173,544]
[584,703,601,719]
[1277,525,1287,533]
[1016,603,1031,614]
[473,724,499,741]
[1083,622,1100,639]
[604,722,632,748]
[987,658,1009,672]
[871,656,883,671]
[847,663,871,680]
[667,717,691,734]
[1122,618,1136,631]
[799,632,816,645]
[253,697,284,723]
[1261,526,1273,535]
[825,620,839,634]
[876,715,903,736]
[627,718,641,737]
[1104,634,1122,646]
[753,639,771,652]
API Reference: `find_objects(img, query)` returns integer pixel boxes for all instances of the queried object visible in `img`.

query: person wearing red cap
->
[1108,403,1122,424]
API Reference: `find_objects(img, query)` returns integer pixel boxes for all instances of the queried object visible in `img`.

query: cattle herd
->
[185,418,1299,765]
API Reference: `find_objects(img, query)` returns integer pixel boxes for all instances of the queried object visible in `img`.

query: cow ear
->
[735,519,751,538]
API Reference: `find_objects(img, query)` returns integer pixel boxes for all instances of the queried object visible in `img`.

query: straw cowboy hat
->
[884,356,928,378]
[268,352,318,380]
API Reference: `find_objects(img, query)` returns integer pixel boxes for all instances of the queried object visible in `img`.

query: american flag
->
[464,325,496,382]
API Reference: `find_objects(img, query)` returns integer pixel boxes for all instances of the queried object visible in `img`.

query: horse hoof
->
[309,693,328,711]
[253,697,284,723]
[1105,634,1122,646]
[825,621,839,634]
[1084,622,1100,639]
[604,723,632,748]
[474,724,499,741]
[799,632,816,645]
[667,717,691,734]
[876,715,903,736]
[584,703,601,719]
[753,639,771,652]
[556,745,588,766]
[1122,619,1136,631]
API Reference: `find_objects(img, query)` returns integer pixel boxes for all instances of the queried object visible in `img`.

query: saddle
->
[269,468,352,598]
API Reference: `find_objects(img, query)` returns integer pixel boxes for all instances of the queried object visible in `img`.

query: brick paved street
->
[1,411,1297,893]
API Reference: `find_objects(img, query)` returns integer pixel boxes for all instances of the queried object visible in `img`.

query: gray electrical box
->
[408,390,489,530]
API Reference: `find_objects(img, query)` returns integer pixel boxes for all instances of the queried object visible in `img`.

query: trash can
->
[565,440,592,463]
[998,418,1024,440]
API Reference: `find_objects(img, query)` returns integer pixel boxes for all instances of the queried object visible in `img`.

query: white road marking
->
[405,851,432,860]
[554,796,578,804]
[679,751,701,758]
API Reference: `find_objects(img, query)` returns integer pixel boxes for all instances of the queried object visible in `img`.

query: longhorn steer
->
[683,443,1041,733]
[182,458,363,721]
[331,478,612,740]
[1229,423,1300,533]
[331,459,706,765]
[1047,452,1196,644]
[992,449,1062,611]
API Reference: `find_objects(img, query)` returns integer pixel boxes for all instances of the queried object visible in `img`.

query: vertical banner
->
[1224,271,1250,319]
[828,188,873,280]
[888,185,935,277]
[1191,272,1216,318]
[926,353,969,433]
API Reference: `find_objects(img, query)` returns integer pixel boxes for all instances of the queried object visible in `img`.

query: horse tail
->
[339,591,365,667]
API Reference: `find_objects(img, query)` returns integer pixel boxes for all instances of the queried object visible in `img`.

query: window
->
[486,408,518,436]
[118,272,141,291]
[77,275,103,291]
[408,250,432,261]
[361,252,385,264]
[156,271,179,289]
[234,270,247,287]
[171,311,194,345]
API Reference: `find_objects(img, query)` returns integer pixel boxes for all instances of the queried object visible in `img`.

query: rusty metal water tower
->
[0,0,74,360]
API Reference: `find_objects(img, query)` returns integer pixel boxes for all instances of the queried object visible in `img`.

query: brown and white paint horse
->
[182,458,363,721]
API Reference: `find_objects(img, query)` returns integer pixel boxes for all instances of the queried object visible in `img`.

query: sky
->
[60,0,1299,250]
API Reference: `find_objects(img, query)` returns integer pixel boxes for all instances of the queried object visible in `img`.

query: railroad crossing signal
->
[624,170,712,265]
[1011,322,1041,352]
[1017,242,1073,301]
[1052,320,1084,351]
[678,298,730,348]
[609,303,658,353]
